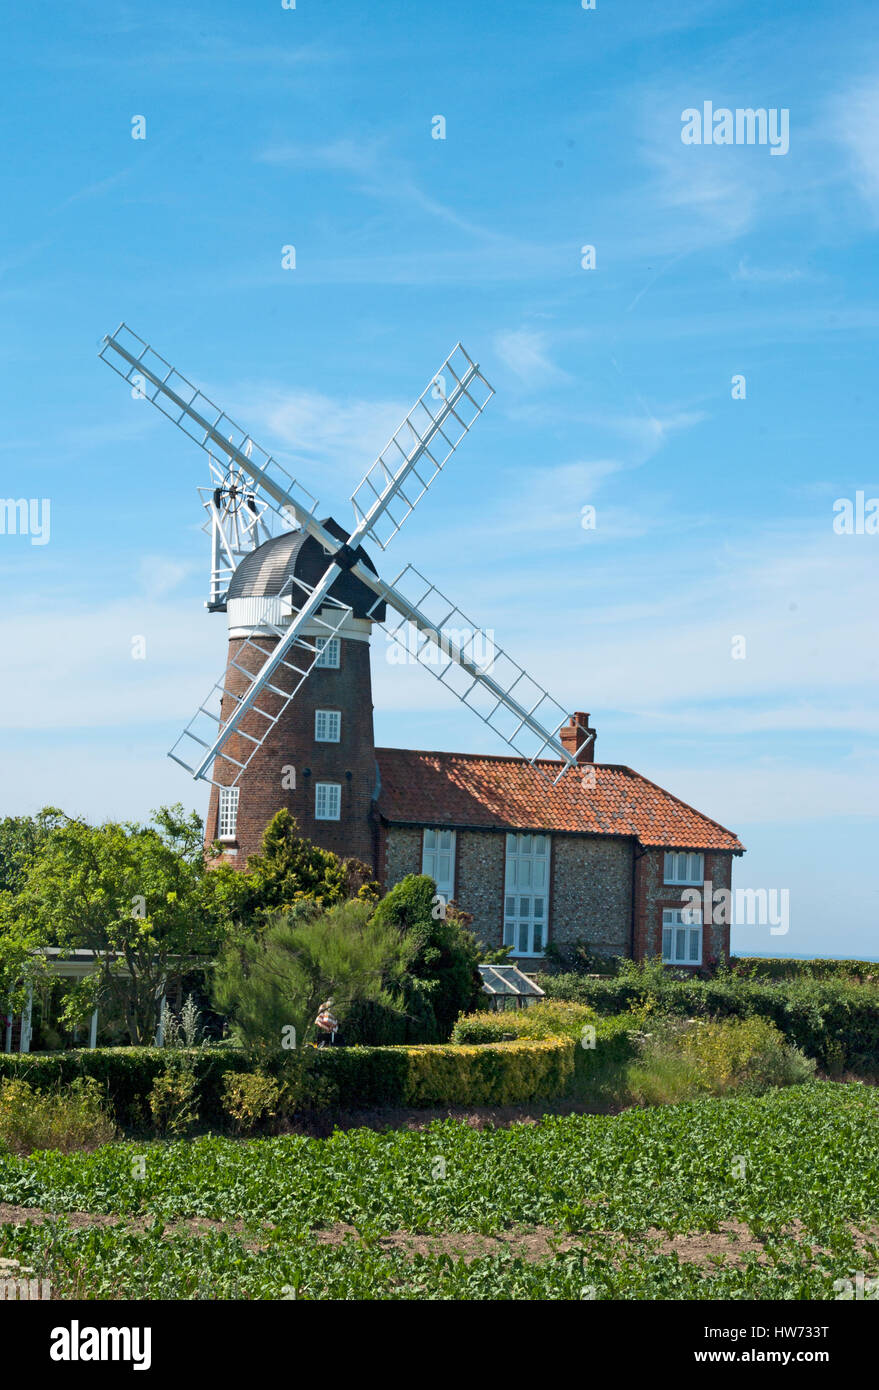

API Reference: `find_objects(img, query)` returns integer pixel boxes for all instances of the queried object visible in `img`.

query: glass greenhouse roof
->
[477,964,545,997]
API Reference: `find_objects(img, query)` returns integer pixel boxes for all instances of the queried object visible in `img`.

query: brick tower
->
[205,519,385,869]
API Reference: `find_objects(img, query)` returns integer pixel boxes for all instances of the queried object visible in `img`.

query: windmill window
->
[315,637,340,669]
[217,786,239,841]
[662,908,702,965]
[315,782,341,821]
[422,828,455,901]
[315,710,341,743]
[503,833,550,956]
[664,852,704,885]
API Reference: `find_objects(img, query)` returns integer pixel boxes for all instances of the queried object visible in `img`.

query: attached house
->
[374,719,744,969]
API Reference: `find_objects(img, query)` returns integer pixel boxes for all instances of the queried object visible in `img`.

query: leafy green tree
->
[0,805,237,1045]
[0,808,65,895]
[212,899,406,1047]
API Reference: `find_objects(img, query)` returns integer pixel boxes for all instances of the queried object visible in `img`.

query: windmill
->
[99,324,593,862]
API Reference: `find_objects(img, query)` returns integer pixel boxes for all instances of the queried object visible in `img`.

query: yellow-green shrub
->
[627,1015,815,1106]
[148,1064,199,1135]
[0,1076,115,1155]
[680,1016,816,1093]
[221,1069,285,1131]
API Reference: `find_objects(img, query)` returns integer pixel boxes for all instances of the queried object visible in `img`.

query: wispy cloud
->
[831,75,879,217]
[493,328,570,386]
[258,138,532,247]
[231,384,410,483]
[733,257,808,283]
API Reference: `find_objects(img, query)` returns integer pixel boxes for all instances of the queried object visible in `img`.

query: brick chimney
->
[559,711,596,764]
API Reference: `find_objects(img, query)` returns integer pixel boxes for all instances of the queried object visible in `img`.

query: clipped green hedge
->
[0,1048,259,1126]
[451,1003,640,1106]
[402,1037,573,1106]
[451,1000,595,1044]
[0,1034,575,1121]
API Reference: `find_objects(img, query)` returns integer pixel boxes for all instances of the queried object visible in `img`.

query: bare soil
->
[3,1202,875,1270]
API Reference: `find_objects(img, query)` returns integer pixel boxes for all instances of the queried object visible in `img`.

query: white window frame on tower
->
[315,709,341,743]
[662,907,703,965]
[664,851,704,885]
[315,782,341,821]
[503,832,550,956]
[217,786,239,841]
[422,828,455,903]
[315,637,340,669]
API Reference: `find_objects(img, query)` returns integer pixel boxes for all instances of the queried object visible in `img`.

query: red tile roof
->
[375,748,743,853]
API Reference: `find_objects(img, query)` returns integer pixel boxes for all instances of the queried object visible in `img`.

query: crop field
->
[1,1080,877,1300]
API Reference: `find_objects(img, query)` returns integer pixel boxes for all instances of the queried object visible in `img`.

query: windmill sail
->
[348,344,493,550]
[100,324,587,791]
[169,576,353,787]
[365,564,593,782]
[100,324,329,544]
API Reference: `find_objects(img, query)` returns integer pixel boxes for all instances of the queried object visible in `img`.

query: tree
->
[212,899,406,1048]
[369,875,483,1042]
[0,808,65,896]
[0,805,237,1045]
[240,810,380,922]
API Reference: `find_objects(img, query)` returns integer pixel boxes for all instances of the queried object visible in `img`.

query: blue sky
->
[1,0,877,957]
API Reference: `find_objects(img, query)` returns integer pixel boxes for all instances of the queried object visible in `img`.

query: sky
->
[1,0,877,958]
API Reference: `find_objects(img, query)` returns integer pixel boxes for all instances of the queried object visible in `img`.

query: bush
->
[731,956,879,983]
[221,1069,285,1132]
[626,1016,815,1106]
[540,965,879,1071]
[402,1037,574,1106]
[148,1061,199,1136]
[368,876,483,1042]
[680,1017,816,1092]
[0,1076,115,1155]
[452,1004,640,1109]
[212,898,407,1048]
[0,1047,259,1128]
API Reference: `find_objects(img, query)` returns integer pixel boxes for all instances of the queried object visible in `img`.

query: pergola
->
[3,949,186,1054]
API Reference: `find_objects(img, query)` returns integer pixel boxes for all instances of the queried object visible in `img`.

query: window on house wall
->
[503,833,550,956]
[315,709,341,742]
[315,637,340,669]
[664,851,704,885]
[662,908,702,965]
[217,786,239,840]
[422,828,455,901]
[315,782,341,820]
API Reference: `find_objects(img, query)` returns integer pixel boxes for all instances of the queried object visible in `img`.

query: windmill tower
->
[99,325,594,871]
[205,518,385,864]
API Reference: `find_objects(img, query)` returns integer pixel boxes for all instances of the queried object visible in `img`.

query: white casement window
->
[503,833,550,956]
[662,908,703,965]
[315,637,340,669]
[664,851,704,885]
[217,786,239,840]
[315,709,341,743]
[422,828,455,902]
[315,782,341,821]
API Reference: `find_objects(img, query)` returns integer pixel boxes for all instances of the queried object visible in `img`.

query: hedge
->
[0,1034,576,1120]
[731,956,879,983]
[0,1048,257,1126]
[539,973,879,1071]
[452,1006,639,1103]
